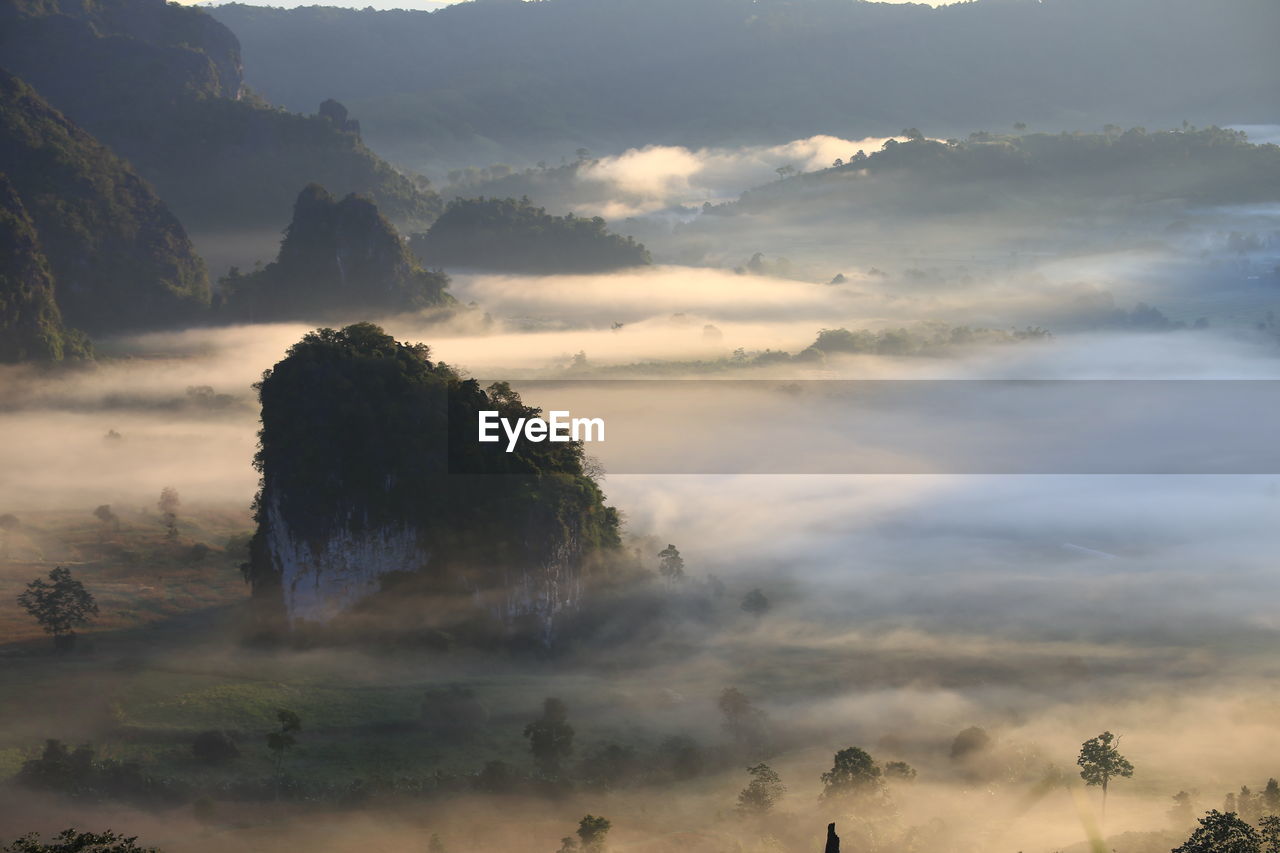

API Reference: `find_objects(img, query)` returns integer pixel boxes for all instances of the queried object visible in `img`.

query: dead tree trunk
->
[825,822,840,853]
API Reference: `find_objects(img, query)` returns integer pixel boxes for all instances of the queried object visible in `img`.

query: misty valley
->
[0,0,1279,851]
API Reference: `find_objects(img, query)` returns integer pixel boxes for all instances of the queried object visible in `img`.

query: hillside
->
[729,127,1280,218]
[0,176,90,363]
[210,0,1280,169]
[0,70,209,336]
[410,197,652,274]
[218,185,451,322]
[0,0,441,232]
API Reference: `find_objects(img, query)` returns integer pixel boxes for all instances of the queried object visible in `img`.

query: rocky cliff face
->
[263,488,428,624]
[247,324,619,643]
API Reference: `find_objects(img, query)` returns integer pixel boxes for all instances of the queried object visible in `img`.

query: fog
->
[5,119,1280,853]
[572,135,909,218]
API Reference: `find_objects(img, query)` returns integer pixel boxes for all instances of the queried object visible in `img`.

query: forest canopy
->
[410,197,651,274]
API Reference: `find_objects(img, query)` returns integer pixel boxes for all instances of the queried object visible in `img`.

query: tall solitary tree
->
[718,688,772,758]
[17,567,98,651]
[524,697,574,776]
[657,544,685,584]
[1077,731,1134,816]
[737,763,785,815]
[157,487,180,539]
[266,708,301,798]
[1264,778,1280,814]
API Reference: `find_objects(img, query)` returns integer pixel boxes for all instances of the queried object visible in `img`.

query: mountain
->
[0,175,91,363]
[218,184,451,322]
[0,0,441,232]
[0,70,209,336]
[729,127,1280,219]
[209,0,1280,171]
[410,197,652,274]
[246,323,620,643]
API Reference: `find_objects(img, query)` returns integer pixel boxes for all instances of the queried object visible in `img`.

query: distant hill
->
[0,0,441,231]
[0,70,209,337]
[209,0,1279,170]
[728,127,1280,219]
[218,184,451,322]
[0,175,91,363]
[410,197,651,274]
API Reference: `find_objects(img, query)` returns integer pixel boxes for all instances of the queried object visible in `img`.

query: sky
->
[192,0,960,11]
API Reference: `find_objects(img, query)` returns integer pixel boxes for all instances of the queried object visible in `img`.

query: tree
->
[737,763,785,815]
[1170,791,1196,828]
[1241,787,1262,823]
[820,747,882,801]
[18,567,98,651]
[0,513,18,558]
[157,488,179,539]
[2,829,159,852]
[473,760,516,794]
[1077,731,1134,815]
[658,735,703,781]
[92,505,119,534]
[949,726,990,761]
[657,544,685,583]
[885,760,917,782]
[1265,779,1280,814]
[718,688,771,757]
[266,709,301,797]
[524,697,574,776]
[576,816,611,853]
[1172,810,1259,853]
[1259,815,1280,853]
[740,588,770,617]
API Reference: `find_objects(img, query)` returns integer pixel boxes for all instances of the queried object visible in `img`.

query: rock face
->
[264,495,425,624]
[0,175,91,362]
[247,324,619,643]
[218,184,450,322]
[0,69,208,336]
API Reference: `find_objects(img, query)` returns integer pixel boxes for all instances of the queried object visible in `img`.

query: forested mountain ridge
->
[248,323,621,642]
[728,127,1280,218]
[211,0,1279,169]
[0,175,91,363]
[218,184,451,322]
[410,197,652,274]
[0,70,209,336]
[0,0,441,231]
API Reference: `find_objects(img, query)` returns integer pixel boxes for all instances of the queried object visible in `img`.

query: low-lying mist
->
[4,139,1280,852]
